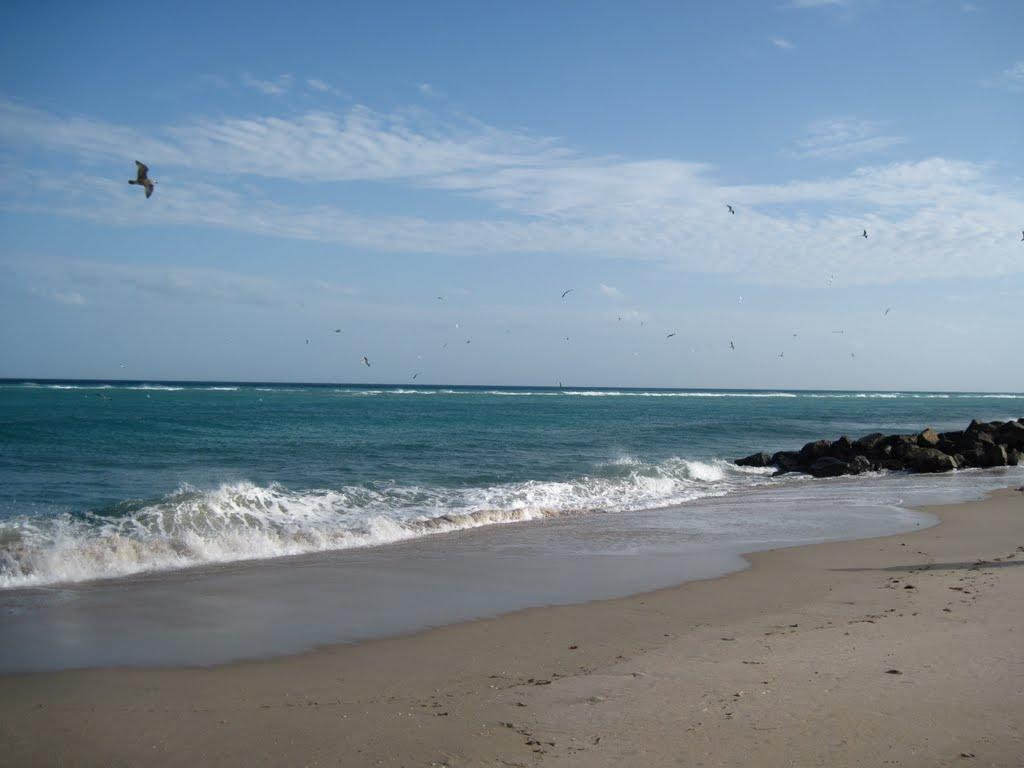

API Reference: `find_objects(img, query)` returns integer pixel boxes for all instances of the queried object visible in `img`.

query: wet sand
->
[1,488,1021,767]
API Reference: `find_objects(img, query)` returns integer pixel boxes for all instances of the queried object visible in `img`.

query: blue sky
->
[0,0,1022,390]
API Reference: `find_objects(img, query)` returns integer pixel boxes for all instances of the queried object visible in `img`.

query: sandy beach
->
[1,487,1021,767]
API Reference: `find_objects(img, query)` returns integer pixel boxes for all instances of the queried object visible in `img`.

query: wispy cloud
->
[32,287,86,306]
[791,118,907,159]
[241,73,293,95]
[984,61,1024,92]
[599,284,623,299]
[771,37,794,50]
[306,78,332,93]
[790,0,847,7]
[417,83,435,96]
[0,100,1021,288]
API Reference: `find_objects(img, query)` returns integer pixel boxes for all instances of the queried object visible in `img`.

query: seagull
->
[334,329,342,333]
[437,296,444,301]
[778,352,784,359]
[884,307,891,316]
[729,341,735,350]
[412,372,420,380]
[727,204,735,215]
[666,332,676,339]
[561,289,574,299]
[129,161,156,198]
[738,296,743,304]
[305,339,309,345]
[1020,230,1023,242]
[862,229,869,239]
[465,339,471,344]
[850,352,856,358]
[362,356,370,367]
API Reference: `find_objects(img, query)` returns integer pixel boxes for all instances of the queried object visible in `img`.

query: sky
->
[0,0,1022,391]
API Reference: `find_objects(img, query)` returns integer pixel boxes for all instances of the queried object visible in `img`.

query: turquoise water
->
[1,379,1022,588]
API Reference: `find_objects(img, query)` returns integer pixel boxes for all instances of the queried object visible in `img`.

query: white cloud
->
[418,83,435,96]
[599,284,623,299]
[0,101,1021,288]
[984,61,1024,92]
[306,79,332,93]
[241,74,293,95]
[771,37,794,50]
[792,118,907,159]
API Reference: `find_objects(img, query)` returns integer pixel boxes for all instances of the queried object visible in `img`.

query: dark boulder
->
[771,451,804,474]
[800,440,833,461]
[854,433,886,452]
[808,457,850,477]
[904,446,957,473]
[982,443,1008,467]
[890,435,918,459]
[1008,448,1021,466]
[829,436,856,460]
[966,419,997,436]
[849,455,872,475]
[995,420,1024,450]
[736,452,773,468]
[917,428,940,448]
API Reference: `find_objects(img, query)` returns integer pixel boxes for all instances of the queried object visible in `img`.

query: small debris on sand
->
[885,669,902,675]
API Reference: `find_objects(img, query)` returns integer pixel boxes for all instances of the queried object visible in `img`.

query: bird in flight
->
[832,330,845,334]
[129,161,156,198]
[437,296,444,301]
[1020,230,1023,242]
[778,352,784,359]
[305,339,309,345]
[362,356,370,367]
[412,372,420,380]
[727,204,735,215]
[333,329,342,333]
[666,332,676,339]
[850,353,856,358]
[884,307,891,316]
[862,229,869,239]
[561,289,574,299]
[729,341,735,350]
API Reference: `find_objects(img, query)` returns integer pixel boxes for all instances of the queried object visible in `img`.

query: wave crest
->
[0,457,772,588]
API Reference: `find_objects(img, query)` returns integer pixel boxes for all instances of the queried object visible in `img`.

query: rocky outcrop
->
[735,418,1023,478]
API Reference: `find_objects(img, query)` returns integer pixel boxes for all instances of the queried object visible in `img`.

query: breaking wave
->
[0,457,773,588]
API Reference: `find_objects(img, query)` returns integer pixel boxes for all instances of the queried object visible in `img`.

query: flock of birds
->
[129,161,1024,382]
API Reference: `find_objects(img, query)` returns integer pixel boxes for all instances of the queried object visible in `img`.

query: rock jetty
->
[735,418,1024,478]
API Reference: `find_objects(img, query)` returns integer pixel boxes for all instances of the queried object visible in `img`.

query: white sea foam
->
[0,457,774,588]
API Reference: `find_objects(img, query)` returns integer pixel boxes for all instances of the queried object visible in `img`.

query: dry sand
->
[1,488,1022,767]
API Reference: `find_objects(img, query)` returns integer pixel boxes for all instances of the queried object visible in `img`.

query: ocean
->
[2,379,1022,589]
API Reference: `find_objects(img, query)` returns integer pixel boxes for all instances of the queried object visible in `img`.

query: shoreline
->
[1,486,1022,765]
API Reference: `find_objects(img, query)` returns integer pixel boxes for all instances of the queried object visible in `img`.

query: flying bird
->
[884,307,891,316]
[850,353,856,358]
[778,352,784,359]
[1020,230,1023,242]
[305,339,309,345]
[128,161,155,198]
[729,341,735,350]
[561,289,574,299]
[334,329,342,333]
[362,356,370,367]
[738,296,743,304]
[832,330,845,334]
[862,229,868,239]
[666,332,676,339]
[412,372,420,380]
[727,204,735,215]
